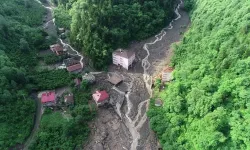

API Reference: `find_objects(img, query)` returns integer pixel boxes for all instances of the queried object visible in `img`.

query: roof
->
[50,44,63,51]
[82,73,95,83]
[58,28,65,31]
[64,94,74,103]
[155,99,163,107]
[41,91,56,103]
[162,66,174,73]
[93,90,109,102]
[63,58,80,67]
[67,63,82,72]
[74,78,81,86]
[107,75,123,85]
[113,49,135,59]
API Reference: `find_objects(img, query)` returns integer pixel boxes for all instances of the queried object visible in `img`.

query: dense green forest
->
[68,0,175,68]
[0,0,93,149]
[0,0,45,148]
[148,0,250,149]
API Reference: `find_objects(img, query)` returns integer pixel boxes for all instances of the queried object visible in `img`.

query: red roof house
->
[50,44,64,55]
[92,90,109,106]
[41,91,56,104]
[67,63,83,73]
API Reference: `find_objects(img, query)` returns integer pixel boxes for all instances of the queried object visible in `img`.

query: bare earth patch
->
[84,2,190,150]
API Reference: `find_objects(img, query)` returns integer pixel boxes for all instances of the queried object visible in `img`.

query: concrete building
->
[112,49,135,70]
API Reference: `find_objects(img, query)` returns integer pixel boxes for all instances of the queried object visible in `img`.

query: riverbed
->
[28,0,190,149]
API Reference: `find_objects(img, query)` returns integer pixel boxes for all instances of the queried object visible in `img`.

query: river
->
[24,0,189,149]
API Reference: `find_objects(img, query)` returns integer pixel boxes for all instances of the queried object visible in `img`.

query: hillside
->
[69,0,175,68]
[0,0,45,149]
[148,0,250,149]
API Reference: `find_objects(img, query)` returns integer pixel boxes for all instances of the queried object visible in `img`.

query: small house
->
[82,73,96,84]
[67,63,83,73]
[112,49,135,70]
[107,74,123,85]
[161,66,174,82]
[92,90,109,106]
[50,44,64,56]
[41,91,56,106]
[64,93,74,105]
[63,58,80,67]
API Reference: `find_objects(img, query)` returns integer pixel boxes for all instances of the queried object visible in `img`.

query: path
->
[23,94,42,150]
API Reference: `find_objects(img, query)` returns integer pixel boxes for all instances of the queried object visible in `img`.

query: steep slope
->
[69,0,175,68]
[148,0,250,149]
[0,0,45,149]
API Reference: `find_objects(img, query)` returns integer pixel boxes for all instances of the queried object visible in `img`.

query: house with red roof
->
[92,90,109,106]
[50,44,64,55]
[67,63,83,73]
[41,91,56,106]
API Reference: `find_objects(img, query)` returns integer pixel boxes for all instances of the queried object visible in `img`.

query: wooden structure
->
[50,44,64,55]
[64,93,74,105]
[107,74,123,85]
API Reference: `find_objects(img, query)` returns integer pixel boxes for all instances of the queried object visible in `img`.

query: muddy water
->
[30,0,189,150]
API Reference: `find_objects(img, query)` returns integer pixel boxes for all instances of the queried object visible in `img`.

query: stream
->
[125,1,183,149]
[25,0,185,149]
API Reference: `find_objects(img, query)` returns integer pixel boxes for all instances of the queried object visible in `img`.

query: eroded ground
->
[84,1,190,150]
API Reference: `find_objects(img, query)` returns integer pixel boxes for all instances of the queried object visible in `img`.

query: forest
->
[148,0,250,149]
[0,0,93,149]
[68,0,175,68]
[0,0,45,148]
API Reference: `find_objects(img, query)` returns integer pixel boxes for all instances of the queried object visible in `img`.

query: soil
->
[29,0,190,150]
[84,1,190,150]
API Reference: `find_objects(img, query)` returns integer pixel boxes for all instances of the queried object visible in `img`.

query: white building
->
[112,49,135,70]
[162,67,174,82]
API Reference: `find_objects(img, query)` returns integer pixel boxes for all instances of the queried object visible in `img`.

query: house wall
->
[162,72,173,82]
[112,53,135,70]
[128,54,135,66]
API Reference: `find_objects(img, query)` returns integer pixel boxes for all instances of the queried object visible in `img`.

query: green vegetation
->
[68,0,175,68]
[32,69,73,90]
[43,53,69,65]
[148,0,250,149]
[30,82,95,150]
[54,5,71,29]
[0,51,36,149]
[0,0,45,148]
